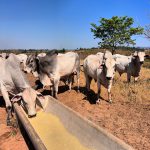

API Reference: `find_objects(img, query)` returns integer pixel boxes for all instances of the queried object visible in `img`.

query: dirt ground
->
[0,67,150,150]
[0,105,28,150]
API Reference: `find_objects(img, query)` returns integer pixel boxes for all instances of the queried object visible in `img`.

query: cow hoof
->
[96,100,100,104]
[28,114,36,118]
[54,96,58,99]
[109,100,112,104]
[12,121,18,128]
[7,120,12,126]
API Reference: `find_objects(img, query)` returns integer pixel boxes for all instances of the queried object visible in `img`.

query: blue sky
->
[0,0,150,49]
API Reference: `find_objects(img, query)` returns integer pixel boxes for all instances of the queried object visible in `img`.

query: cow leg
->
[68,76,72,92]
[53,79,60,99]
[108,80,112,103]
[134,77,138,82]
[127,73,131,82]
[6,106,12,126]
[96,81,101,104]
[0,85,12,126]
[77,73,80,92]
[72,75,75,85]
[50,85,53,96]
[85,75,92,92]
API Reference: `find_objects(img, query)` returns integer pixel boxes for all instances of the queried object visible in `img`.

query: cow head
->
[132,51,145,65]
[24,54,38,74]
[11,88,45,117]
[102,51,116,80]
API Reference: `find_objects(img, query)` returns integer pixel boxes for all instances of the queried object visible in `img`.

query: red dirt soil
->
[0,106,28,150]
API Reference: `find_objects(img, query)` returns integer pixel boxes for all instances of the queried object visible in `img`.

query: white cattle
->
[113,51,145,82]
[83,51,116,103]
[37,53,46,57]
[25,51,80,98]
[96,52,104,57]
[16,54,28,70]
[0,54,44,125]
[0,53,9,59]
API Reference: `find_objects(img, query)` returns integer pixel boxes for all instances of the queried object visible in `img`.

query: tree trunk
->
[111,47,116,55]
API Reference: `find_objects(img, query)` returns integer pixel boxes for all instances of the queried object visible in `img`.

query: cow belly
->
[87,70,97,80]
[116,64,126,74]
[58,64,76,77]
[57,55,77,77]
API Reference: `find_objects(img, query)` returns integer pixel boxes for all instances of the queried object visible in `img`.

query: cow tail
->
[80,64,84,72]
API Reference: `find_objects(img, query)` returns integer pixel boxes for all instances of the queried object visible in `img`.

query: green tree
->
[91,16,143,54]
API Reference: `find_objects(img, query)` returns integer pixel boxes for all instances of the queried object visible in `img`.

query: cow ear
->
[47,50,58,56]
[145,55,149,59]
[11,93,22,103]
[36,91,46,109]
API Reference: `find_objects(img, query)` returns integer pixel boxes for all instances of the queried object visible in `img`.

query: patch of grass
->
[112,68,150,104]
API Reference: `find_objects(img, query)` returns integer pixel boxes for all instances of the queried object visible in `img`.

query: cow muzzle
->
[140,61,144,65]
[106,77,112,80]
[28,114,36,118]
[28,110,36,118]
[27,106,37,118]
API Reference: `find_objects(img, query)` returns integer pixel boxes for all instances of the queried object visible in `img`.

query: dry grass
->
[112,68,150,105]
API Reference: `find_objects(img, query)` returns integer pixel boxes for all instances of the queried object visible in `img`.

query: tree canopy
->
[91,16,144,54]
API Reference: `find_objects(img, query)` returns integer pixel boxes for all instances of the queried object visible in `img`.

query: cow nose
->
[140,61,144,65]
[28,114,36,118]
[106,77,112,80]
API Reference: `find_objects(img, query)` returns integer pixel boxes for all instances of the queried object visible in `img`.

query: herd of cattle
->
[0,50,148,125]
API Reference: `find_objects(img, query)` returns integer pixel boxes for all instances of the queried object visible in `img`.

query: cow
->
[25,51,80,98]
[96,52,104,57]
[83,51,116,104]
[37,53,46,57]
[0,54,44,125]
[16,54,28,70]
[113,51,145,82]
[0,53,9,59]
